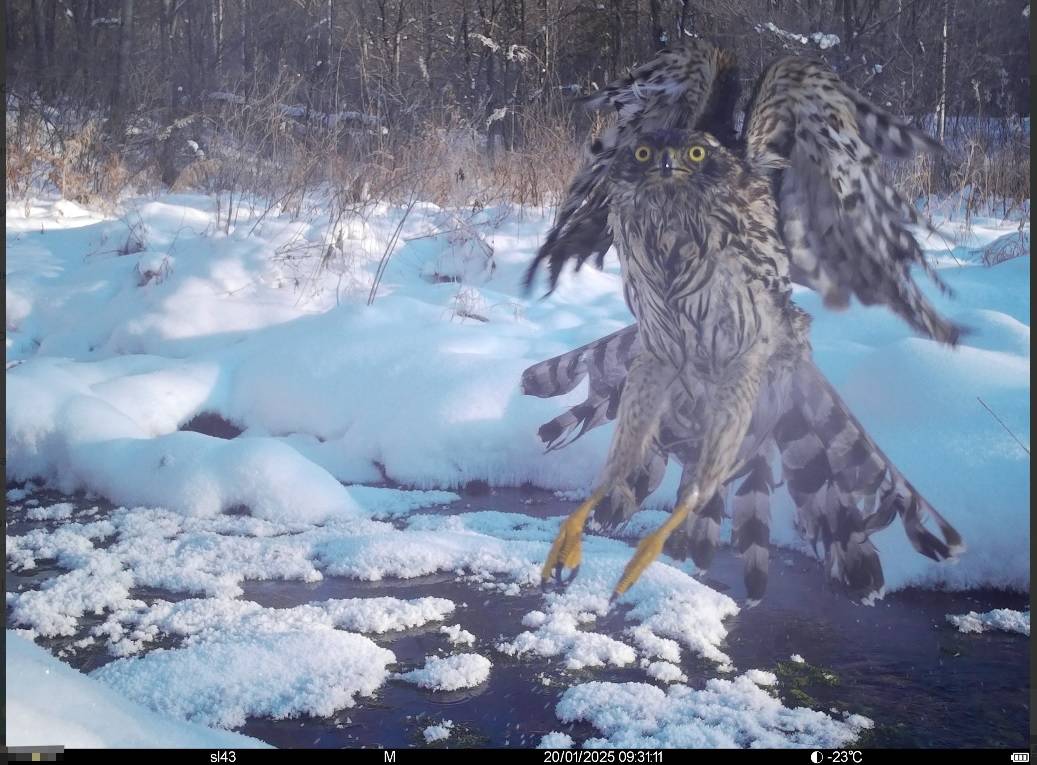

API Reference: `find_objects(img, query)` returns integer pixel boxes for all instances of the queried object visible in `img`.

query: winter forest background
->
[5,0,1031,752]
[5,0,1031,211]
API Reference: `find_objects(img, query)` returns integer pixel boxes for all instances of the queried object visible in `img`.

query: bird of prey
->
[522,40,965,603]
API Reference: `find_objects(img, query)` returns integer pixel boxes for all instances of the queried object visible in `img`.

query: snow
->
[6,194,1027,595]
[344,486,460,518]
[6,632,270,748]
[423,720,454,743]
[539,731,575,748]
[4,188,1029,746]
[947,608,1030,636]
[395,653,492,691]
[90,595,456,657]
[744,669,778,686]
[25,502,75,521]
[92,629,396,729]
[756,23,840,50]
[646,660,687,683]
[7,486,31,502]
[556,674,873,748]
[323,596,456,633]
[441,623,477,646]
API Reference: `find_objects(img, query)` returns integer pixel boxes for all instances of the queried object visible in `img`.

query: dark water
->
[5,484,1030,748]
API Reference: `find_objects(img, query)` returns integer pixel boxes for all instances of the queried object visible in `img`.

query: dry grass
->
[890,124,1030,221]
[981,226,1029,266]
[5,88,1028,232]
[6,99,141,211]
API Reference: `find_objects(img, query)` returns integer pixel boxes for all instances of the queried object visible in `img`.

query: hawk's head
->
[609,129,734,196]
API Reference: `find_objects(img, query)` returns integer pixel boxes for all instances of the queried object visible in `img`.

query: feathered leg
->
[613,357,764,599]
[593,451,668,530]
[540,352,675,587]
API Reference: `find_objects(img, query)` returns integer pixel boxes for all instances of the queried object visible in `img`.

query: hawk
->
[522,40,965,603]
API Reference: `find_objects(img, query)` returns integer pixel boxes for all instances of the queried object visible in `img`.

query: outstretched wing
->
[744,56,963,344]
[523,40,738,295]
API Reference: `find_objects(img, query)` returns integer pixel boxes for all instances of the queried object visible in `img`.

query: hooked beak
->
[660,150,674,178]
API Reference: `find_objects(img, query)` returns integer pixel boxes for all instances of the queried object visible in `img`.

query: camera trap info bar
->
[3,747,64,762]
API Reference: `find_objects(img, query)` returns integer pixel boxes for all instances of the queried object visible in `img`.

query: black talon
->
[564,565,580,585]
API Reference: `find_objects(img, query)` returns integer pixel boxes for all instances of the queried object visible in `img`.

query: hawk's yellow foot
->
[612,492,698,600]
[541,488,607,588]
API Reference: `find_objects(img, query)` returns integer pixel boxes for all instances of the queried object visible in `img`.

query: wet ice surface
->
[6,484,1029,748]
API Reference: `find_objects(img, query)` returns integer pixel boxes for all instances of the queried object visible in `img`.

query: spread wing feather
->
[744,56,963,344]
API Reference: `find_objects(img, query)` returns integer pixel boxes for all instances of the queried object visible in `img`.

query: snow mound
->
[345,486,460,518]
[947,608,1029,636]
[395,653,491,691]
[440,624,477,646]
[646,661,687,684]
[93,595,456,656]
[6,632,270,748]
[25,502,75,521]
[92,628,395,729]
[323,596,455,633]
[556,674,873,748]
[423,720,454,743]
[539,731,575,749]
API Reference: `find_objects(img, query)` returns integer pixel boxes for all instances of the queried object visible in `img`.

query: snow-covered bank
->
[4,192,1029,745]
[555,674,874,748]
[6,193,1028,594]
[6,632,271,748]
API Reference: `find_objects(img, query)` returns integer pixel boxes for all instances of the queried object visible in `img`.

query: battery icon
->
[1011,754,1029,762]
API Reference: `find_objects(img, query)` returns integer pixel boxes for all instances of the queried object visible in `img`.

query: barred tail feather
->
[685,492,725,570]
[778,359,965,601]
[820,498,886,601]
[522,326,640,451]
[731,454,775,602]
[521,328,964,603]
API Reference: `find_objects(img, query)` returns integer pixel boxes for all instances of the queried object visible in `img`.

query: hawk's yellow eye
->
[634,146,652,162]
[688,146,706,162]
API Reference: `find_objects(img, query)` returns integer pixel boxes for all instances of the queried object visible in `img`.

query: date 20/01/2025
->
[544,753,664,763]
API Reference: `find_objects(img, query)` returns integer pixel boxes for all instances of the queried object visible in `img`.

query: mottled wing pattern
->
[744,56,963,344]
[523,40,736,294]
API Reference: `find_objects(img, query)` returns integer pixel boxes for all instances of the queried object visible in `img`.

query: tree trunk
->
[72,0,94,95]
[937,0,950,143]
[110,0,135,132]
[842,0,856,52]
[608,0,622,79]
[30,0,50,93]
[211,0,224,88]
[650,0,664,49]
